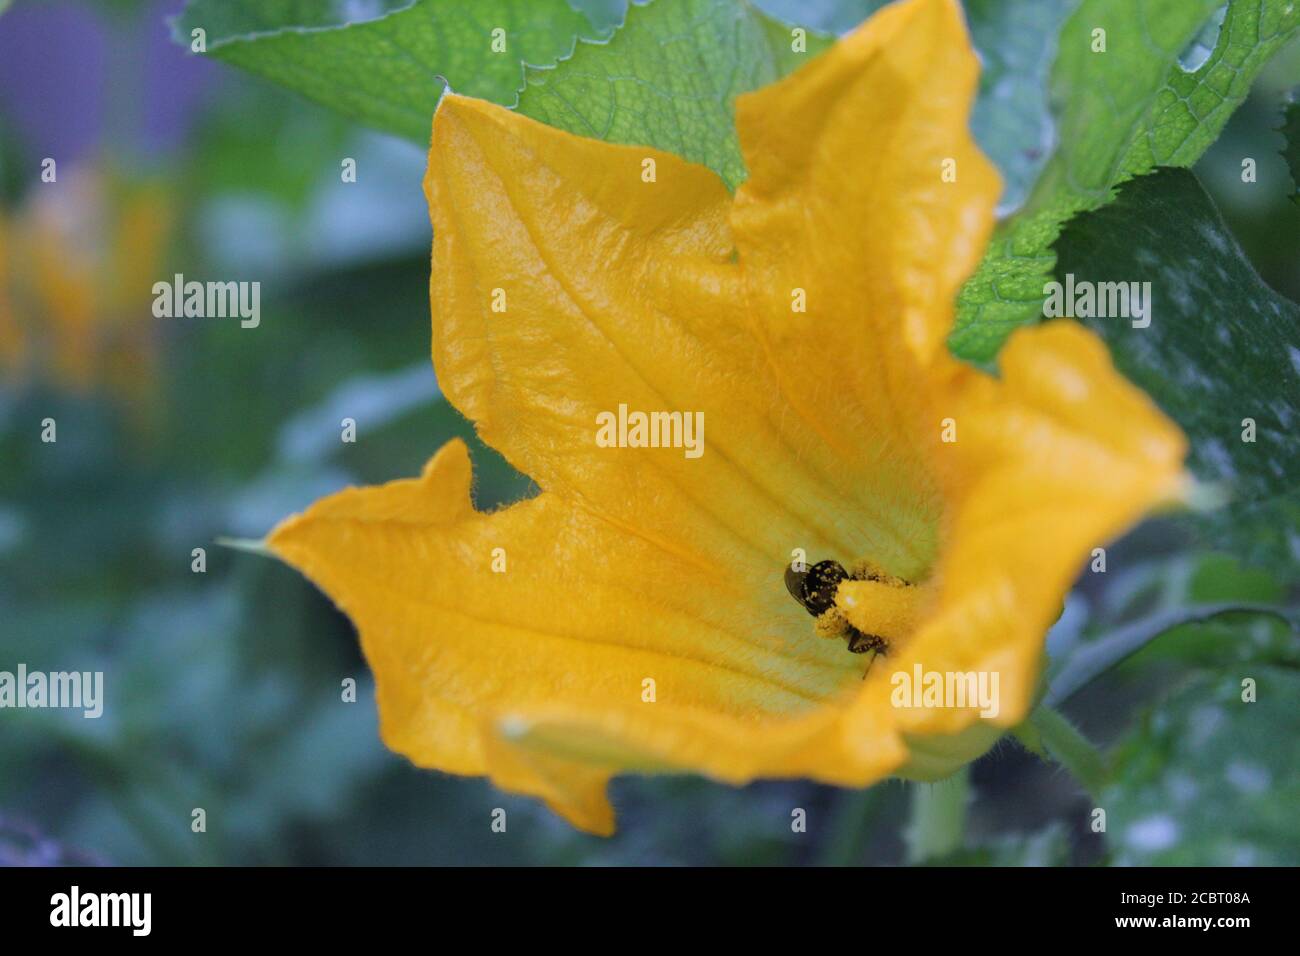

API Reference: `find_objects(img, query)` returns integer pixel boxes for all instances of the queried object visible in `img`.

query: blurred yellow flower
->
[268,0,1187,834]
[0,165,171,404]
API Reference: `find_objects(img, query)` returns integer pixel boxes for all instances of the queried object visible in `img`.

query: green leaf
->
[569,0,634,34]
[1103,665,1300,865]
[171,0,621,143]
[516,0,1074,199]
[950,0,1300,362]
[516,0,833,190]
[965,0,1077,214]
[1123,554,1299,673]
[1281,87,1300,200]
[1054,167,1300,570]
[173,0,411,35]
[1045,602,1294,706]
[752,0,887,34]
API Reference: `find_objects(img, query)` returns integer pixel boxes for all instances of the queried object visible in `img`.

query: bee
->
[784,559,847,618]
[784,559,888,670]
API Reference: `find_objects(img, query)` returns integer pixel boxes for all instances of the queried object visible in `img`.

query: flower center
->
[784,558,924,657]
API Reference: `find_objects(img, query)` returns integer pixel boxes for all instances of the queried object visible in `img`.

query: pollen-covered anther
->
[786,557,918,656]
[834,573,926,647]
[814,607,852,640]
[850,558,910,588]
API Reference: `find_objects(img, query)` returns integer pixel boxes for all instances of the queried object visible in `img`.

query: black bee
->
[784,559,888,660]
[784,559,846,617]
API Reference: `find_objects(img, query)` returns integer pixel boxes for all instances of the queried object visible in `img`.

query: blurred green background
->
[0,0,1296,865]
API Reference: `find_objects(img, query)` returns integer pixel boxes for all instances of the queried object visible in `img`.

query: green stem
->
[1023,704,1108,799]
[818,788,881,866]
[904,765,969,863]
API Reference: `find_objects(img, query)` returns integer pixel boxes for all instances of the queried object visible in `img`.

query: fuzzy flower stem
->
[1024,704,1108,799]
[904,766,970,863]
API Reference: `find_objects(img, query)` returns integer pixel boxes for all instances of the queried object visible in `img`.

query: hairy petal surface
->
[731,0,1001,580]
[426,92,945,585]
[859,322,1189,741]
[269,440,904,833]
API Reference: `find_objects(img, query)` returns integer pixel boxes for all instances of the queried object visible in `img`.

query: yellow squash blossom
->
[268,0,1187,834]
[0,166,171,405]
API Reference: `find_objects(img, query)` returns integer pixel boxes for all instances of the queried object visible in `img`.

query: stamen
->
[834,576,923,645]
[784,557,911,659]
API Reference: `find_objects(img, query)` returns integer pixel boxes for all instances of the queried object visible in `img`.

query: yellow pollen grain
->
[835,578,924,644]
[814,607,851,640]
[850,558,909,587]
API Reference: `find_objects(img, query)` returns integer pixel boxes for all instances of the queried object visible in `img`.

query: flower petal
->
[267,439,905,833]
[730,0,1000,578]
[425,93,930,583]
[874,321,1189,738]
